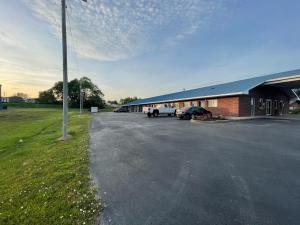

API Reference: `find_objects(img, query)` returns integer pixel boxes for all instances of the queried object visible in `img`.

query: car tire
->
[153,111,159,117]
[184,114,191,120]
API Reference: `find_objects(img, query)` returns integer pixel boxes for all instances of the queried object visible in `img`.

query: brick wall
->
[205,96,240,117]
[239,95,252,117]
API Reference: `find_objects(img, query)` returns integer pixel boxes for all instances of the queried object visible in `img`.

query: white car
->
[143,104,177,117]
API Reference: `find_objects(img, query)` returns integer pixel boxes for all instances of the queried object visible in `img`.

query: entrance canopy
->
[261,76,300,99]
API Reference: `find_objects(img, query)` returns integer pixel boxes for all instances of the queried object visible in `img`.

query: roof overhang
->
[263,75,300,86]
[125,92,244,106]
[260,75,300,99]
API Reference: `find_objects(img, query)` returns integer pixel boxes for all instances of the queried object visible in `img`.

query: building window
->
[192,101,199,106]
[200,100,206,108]
[184,101,191,107]
[207,99,218,107]
[174,102,180,108]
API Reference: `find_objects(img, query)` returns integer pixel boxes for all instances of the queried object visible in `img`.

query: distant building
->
[6,96,25,103]
[1,97,9,103]
[290,100,300,110]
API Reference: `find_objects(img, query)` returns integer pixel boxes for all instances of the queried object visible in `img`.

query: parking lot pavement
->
[89,112,300,225]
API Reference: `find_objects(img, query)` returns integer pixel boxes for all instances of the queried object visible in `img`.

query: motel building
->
[124,69,300,117]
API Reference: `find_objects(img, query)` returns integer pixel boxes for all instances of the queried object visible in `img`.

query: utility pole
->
[61,0,69,140]
[80,78,83,114]
[60,0,87,140]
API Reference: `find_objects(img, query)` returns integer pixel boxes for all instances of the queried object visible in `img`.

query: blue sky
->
[0,0,299,100]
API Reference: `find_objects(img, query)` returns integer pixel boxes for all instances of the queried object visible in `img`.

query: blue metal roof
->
[125,69,300,106]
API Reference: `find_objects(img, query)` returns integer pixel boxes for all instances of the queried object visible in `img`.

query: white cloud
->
[23,0,225,61]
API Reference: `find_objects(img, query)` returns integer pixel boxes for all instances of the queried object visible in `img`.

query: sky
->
[0,0,300,101]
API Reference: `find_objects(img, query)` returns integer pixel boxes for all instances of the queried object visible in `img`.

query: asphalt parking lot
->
[89,113,300,225]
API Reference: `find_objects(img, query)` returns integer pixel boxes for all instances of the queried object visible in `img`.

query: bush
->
[290,109,300,114]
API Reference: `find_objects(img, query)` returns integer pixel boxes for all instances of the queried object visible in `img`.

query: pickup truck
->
[143,104,177,117]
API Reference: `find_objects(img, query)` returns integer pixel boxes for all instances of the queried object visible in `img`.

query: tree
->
[107,100,119,105]
[39,89,57,104]
[39,77,105,108]
[16,92,28,98]
[120,97,139,105]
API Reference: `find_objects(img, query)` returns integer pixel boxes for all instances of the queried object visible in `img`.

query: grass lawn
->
[0,108,101,225]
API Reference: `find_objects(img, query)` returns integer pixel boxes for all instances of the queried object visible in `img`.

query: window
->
[184,101,191,107]
[174,102,180,108]
[200,100,206,108]
[207,99,218,107]
[192,101,199,106]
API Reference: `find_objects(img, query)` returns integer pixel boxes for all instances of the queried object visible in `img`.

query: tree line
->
[39,77,140,108]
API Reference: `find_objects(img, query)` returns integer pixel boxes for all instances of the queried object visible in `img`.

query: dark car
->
[176,106,212,120]
[114,107,129,113]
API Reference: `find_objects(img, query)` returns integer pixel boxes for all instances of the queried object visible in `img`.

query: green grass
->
[5,102,62,108]
[0,108,101,225]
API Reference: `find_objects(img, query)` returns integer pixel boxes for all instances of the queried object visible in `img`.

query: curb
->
[190,119,230,124]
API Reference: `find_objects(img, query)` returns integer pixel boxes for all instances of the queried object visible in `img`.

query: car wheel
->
[153,111,159,117]
[184,114,191,120]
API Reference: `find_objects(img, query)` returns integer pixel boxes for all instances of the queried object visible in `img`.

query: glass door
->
[266,99,272,116]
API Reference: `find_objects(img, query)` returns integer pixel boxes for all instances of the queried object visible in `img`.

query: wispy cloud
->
[0,29,26,49]
[23,0,225,61]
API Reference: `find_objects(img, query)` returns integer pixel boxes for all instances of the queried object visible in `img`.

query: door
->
[251,98,255,116]
[266,99,272,116]
[279,100,284,115]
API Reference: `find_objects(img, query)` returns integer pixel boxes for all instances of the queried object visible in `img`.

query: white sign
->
[91,107,98,113]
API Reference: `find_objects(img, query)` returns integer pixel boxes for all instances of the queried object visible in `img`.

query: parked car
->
[176,106,212,120]
[114,107,129,113]
[143,104,177,117]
